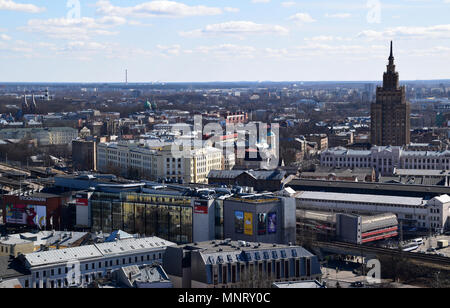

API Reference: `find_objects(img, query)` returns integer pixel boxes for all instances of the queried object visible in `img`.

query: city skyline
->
[0,0,450,82]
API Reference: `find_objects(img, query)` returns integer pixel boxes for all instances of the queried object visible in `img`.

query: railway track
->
[315,241,450,266]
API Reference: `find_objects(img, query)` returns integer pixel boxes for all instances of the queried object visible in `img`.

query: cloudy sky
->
[0,0,449,82]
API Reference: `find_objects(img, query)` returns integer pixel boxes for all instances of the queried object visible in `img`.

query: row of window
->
[211,258,313,285]
[33,253,163,280]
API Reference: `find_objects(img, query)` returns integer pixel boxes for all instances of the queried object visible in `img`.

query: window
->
[272,251,278,259]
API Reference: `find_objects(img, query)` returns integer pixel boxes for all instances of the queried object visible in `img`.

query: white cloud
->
[194,44,257,58]
[358,24,450,40]
[325,13,352,19]
[0,0,45,13]
[224,7,240,13]
[288,13,316,25]
[20,16,127,40]
[157,44,182,56]
[304,35,352,42]
[180,21,289,38]
[0,33,11,40]
[95,0,225,18]
[281,2,296,8]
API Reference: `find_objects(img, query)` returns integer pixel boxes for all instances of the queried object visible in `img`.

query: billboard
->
[268,212,277,234]
[5,204,46,228]
[235,211,244,234]
[257,213,267,235]
[244,212,253,236]
[194,200,208,214]
[75,198,88,206]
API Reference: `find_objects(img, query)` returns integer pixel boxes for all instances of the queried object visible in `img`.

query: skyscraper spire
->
[390,40,393,59]
[386,40,397,78]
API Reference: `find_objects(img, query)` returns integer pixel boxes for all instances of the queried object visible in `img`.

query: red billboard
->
[75,198,89,206]
[194,201,208,214]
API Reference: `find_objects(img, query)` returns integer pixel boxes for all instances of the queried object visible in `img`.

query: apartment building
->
[0,127,78,146]
[321,146,450,175]
[163,240,321,288]
[296,191,450,232]
[21,236,174,288]
[97,142,223,184]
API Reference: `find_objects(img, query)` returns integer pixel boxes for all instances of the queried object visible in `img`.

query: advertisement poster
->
[235,211,244,234]
[244,212,253,236]
[194,200,208,214]
[268,212,277,234]
[258,213,267,235]
[75,198,89,206]
[5,204,46,228]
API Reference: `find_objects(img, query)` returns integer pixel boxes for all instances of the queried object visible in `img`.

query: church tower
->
[371,41,410,146]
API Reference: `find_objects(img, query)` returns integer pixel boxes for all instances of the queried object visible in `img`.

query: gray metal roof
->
[394,169,450,176]
[96,238,173,257]
[25,245,103,267]
[208,170,286,181]
[298,191,425,206]
[24,237,175,268]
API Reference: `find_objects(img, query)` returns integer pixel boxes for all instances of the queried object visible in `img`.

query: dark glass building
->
[91,192,193,244]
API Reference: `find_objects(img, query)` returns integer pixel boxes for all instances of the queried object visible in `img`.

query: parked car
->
[350,281,365,288]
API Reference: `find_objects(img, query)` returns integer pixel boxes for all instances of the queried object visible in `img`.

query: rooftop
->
[0,256,31,280]
[24,236,175,268]
[208,170,286,181]
[272,280,325,289]
[179,240,315,265]
[298,191,425,207]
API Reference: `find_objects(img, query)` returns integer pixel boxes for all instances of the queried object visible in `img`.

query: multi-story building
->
[0,231,89,258]
[308,134,328,151]
[222,111,248,124]
[97,142,223,184]
[295,191,450,232]
[0,127,78,146]
[207,170,288,192]
[90,191,197,244]
[19,236,175,288]
[163,240,321,288]
[320,146,450,175]
[371,41,411,146]
[72,139,97,171]
[222,195,296,245]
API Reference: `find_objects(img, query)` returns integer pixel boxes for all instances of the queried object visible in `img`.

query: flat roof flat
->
[298,191,425,206]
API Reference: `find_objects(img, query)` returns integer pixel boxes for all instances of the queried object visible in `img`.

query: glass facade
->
[90,192,193,244]
[214,199,224,240]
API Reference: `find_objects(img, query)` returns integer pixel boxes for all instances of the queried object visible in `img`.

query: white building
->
[97,142,224,184]
[21,236,175,288]
[0,127,78,146]
[321,146,450,175]
[296,191,450,232]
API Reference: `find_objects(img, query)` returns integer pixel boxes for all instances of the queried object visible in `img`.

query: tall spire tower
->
[383,41,399,90]
[371,41,410,147]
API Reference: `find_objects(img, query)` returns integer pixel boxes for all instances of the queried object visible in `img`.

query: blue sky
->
[0,0,449,82]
